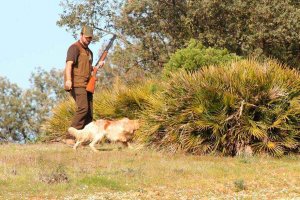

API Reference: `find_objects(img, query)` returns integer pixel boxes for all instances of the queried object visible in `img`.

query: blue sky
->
[0,0,99,89]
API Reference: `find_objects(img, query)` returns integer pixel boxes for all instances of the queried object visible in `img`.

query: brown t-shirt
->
[66,41,93,65]
[65,41,94,88]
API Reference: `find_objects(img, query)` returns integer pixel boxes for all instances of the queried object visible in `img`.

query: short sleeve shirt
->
[66,41,93,65]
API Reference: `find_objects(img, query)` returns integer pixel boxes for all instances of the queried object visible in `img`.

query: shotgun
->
[86,34,117,93]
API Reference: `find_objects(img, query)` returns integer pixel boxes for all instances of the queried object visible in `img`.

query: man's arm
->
[64,60,73,90]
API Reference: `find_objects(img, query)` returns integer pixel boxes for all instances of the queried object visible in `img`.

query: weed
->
[39,164,69,184]
[234,179,246,192]
[0,179,6,186]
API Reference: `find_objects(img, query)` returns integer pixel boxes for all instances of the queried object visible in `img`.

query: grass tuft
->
[234,179,246,192]
[78,175,127,191]
[38,164,69,184]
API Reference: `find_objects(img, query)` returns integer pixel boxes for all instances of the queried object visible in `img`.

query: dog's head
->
[67,127,77,138]
[122,119,139,140]
[125,119,139,132]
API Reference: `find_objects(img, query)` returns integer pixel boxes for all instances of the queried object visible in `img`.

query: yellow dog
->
[68,118,139,152]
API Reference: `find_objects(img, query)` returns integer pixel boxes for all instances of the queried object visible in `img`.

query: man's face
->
[81,34,93,46]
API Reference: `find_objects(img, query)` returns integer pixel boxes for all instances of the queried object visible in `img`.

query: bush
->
[39,96,75,142]
[137,59,300,156]
[40,78,162,141]
[163,39,241,75]
[93,78,162,119]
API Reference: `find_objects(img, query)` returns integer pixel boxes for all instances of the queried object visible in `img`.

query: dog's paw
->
[63,139,75,146]
[89,146,100,153]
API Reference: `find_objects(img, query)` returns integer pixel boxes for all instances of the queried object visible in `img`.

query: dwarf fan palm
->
[138,59,300,156]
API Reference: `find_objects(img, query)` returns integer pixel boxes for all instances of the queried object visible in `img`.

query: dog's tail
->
[68,127,79,138]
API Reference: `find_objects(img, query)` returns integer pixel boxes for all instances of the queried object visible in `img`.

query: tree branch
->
[92,26,132,45]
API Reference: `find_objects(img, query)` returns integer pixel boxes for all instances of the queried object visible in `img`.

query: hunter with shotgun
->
[64,25,116,131]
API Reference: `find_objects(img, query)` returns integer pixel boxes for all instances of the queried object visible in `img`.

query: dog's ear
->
[104,120,111,130]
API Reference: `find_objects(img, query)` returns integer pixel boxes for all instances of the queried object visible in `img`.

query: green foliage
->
[113,0,189,72]
[190,0,300,68]
[28,67,67,136]
[0,77,31,141]
[57,0,191,72]
[137,59,300,156]
[94,78,162,119]
[59,0,300,72]
[0,67,66,143]
[39,96,75,142]
[164,39,240,74]
[57,0,121,40]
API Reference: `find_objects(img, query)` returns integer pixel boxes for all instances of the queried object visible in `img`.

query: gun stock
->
[86,35,117,93]
[86,76,97,93]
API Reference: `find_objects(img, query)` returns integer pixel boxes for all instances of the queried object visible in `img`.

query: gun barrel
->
[95,35,116,67]
[86,34,117,93]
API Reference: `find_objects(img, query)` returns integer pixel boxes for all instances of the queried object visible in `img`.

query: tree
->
[117,0,300,68]
[185,0,300,68]
[114,0,190,72]
[57,0,122,39]
[58,0,300,71]
[27,67,67,137]
[57,0,189,72]
[0,77,32,141]
[0,67,66,143]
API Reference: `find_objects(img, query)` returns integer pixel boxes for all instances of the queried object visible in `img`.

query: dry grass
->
[0,143,299,199]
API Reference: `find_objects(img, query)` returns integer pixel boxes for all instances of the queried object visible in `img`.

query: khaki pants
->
[70,87,93,129]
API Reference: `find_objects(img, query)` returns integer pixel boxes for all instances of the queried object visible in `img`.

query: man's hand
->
[99,60,105,66]
[65,80,72,90]
[97,60,105,68]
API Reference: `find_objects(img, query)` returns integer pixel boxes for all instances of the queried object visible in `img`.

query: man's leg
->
[86,91,93,125]
[70,87,89,130]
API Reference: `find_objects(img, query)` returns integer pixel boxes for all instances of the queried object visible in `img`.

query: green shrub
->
[137,59,300,156]
[39,96,75,142]
[93,78,162,120]
[163,39,241,75]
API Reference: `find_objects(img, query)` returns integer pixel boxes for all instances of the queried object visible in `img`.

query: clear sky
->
[0,0,100,89]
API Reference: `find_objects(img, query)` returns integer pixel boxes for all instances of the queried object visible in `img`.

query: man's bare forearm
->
[64,61,73,90]
[65,61,73,81]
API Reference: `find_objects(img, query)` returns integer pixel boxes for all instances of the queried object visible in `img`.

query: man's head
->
[80,25,93,47]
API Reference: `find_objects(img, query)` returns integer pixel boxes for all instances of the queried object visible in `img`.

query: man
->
[64,25,104,130]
